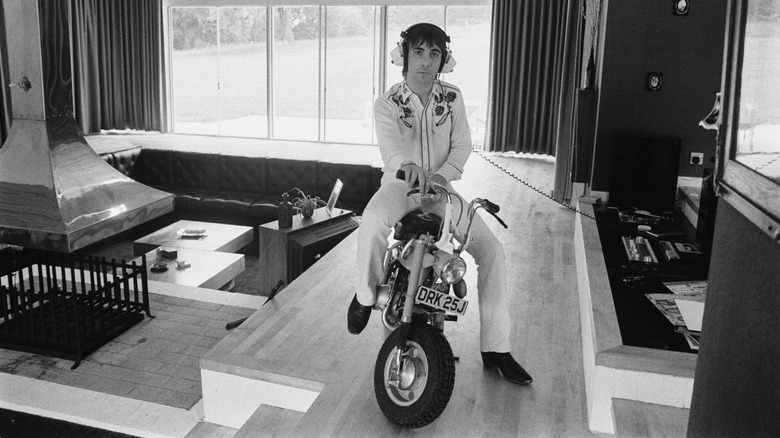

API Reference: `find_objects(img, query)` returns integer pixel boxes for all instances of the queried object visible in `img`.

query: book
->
[645,293,688,328]
[673,242,701,254]
[645,281,707,332]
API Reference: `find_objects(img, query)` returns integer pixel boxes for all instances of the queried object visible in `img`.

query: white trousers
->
[356,177,512,353]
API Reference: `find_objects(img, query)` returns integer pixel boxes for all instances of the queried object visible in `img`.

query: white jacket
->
[374,80,472,184]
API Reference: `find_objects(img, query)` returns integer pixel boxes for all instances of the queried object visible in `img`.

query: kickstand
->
[262,279,286,306]
[225,280,286,330]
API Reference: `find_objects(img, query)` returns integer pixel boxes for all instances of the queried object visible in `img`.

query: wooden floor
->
[201,153,598,437]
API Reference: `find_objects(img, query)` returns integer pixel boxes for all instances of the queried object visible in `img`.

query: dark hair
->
[401,23,450,74]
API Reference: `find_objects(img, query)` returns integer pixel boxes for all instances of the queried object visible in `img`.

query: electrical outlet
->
[690,152,704,165]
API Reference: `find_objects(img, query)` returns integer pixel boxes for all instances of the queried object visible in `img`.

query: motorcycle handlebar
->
[483,199,500,214]
[395,169,439,196]
[396,169,508,230]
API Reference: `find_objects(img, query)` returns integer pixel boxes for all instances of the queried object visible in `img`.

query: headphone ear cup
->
[440,51,456,74]
[390,44,404,66]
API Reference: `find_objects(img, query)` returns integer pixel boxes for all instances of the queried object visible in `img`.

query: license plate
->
[415,286,468,315]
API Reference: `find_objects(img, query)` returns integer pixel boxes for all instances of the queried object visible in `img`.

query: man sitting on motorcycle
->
[347,22,532,386]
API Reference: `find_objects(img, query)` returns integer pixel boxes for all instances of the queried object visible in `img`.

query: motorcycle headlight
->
[440,256,467,285]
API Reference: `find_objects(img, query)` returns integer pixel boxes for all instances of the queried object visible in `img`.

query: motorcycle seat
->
[393,209,443,241]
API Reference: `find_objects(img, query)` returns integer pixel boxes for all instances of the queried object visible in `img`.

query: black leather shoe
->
[347,295,372,334]
[481,352,533,385]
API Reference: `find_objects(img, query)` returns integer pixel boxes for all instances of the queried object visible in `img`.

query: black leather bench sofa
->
[101,147,382,230]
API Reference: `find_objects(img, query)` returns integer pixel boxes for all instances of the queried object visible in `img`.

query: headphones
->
[390,23,457,74]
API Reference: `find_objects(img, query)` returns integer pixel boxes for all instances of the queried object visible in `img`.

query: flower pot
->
[300,204,315,219]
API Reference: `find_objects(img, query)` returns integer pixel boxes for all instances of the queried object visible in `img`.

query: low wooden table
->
[134,247,244,290]
[133,220,253,256]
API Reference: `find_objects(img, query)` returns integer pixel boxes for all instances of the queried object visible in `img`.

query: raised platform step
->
[234,405,305,438]
[184,421,237,438]
[613,398,689,438]
[575,201,696,434]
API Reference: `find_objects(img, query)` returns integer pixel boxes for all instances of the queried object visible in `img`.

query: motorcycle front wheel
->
[374,322,455,428]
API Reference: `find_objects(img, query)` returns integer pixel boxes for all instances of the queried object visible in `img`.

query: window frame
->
[717,0,780,241]
[161,0,492,145]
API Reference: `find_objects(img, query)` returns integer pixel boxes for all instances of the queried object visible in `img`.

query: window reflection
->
[736,1,780,183]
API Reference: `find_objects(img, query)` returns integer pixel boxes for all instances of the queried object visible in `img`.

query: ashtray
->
[177,228,206,238]
[150,262,168,272]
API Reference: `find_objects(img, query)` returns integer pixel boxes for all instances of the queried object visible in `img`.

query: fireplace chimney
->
[0,0,174,253]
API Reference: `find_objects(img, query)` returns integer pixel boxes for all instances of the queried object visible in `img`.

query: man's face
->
[406,42,442,88]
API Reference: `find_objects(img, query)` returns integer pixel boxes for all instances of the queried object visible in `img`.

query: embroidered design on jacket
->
[435,90,457,126]
[391,92,413,128]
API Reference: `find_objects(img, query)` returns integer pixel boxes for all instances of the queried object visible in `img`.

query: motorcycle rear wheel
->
[374,322,455,428]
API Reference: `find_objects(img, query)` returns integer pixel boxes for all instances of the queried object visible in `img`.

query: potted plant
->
[290,187,326,219]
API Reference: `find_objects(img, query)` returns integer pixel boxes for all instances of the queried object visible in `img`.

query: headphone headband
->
[400,28,450,44]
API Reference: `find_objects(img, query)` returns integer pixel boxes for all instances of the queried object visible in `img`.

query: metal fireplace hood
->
[0,0,173,253]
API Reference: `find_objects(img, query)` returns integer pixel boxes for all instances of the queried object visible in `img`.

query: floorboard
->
[206,153,597,437]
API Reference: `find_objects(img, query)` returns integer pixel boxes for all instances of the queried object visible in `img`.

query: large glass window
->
[170,7,268,137]
[445,7,493,146]
[170,8,219,135]
[167,4,491,146]
[324,6,379,144]
[272,6,320,141]
[219,8,268,138]
[736,1,780,183]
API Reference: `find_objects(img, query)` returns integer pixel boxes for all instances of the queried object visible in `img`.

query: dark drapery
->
[486,0,577,156]
[0,2,11,145]
[71,0,162,133]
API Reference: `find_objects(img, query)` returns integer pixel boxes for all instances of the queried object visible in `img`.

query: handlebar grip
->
[481,198,507,229]
[396,169,438,195]
[484,199,500,214]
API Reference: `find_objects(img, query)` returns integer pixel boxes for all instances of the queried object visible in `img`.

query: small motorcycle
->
[372,171,507,428]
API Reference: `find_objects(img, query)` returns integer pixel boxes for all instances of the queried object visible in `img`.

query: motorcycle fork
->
[392,239,428,381]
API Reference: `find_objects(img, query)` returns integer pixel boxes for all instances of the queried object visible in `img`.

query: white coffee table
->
[134,247,244,290]
[133,220,253,256]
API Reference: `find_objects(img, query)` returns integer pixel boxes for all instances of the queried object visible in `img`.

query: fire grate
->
[0,251,152,369]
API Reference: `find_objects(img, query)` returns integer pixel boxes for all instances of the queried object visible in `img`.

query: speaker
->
[609,133,681,214]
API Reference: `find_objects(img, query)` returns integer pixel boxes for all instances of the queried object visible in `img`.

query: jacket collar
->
[401,80,444,105]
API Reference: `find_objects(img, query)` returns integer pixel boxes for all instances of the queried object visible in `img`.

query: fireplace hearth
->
[0,250,152,369]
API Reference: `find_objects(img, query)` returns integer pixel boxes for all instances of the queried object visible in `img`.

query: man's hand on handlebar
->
[400,163,425,191]
[400,163,446,201]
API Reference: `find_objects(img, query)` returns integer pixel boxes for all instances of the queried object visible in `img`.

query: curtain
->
[486,0,577,156]
[0,2,11,145]
[71,0,162,134]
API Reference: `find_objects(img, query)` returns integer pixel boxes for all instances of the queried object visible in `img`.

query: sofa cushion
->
[197,197,252,217]
[219,155,266,193]
[316,162,373,206]
[101,152,115,169]
[266,158,318,198]
[131,149,173,186]
[173,152,221,189]
[111,147,142,176]
[370,167,383,195]
[248,202,278,221]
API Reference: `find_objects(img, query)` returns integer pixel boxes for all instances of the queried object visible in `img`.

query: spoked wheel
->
[374,322,455,428]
